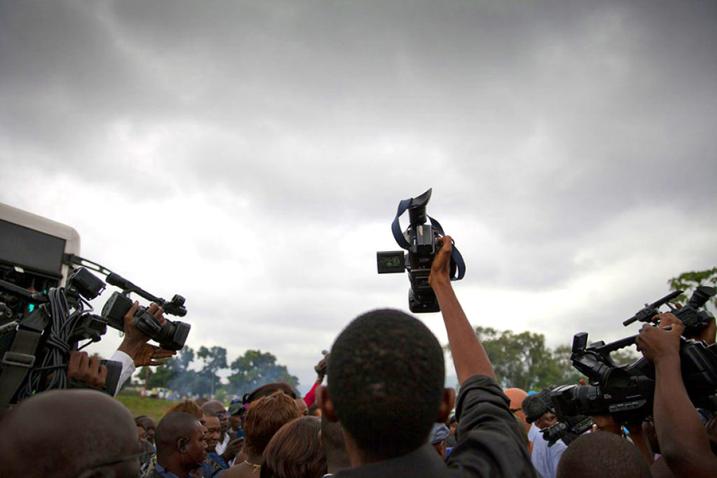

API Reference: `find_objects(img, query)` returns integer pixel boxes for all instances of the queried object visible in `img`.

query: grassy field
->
[116,393,177,422]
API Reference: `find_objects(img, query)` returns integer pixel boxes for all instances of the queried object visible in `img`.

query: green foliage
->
[475,327,566,390]
[116,393,177,423]
[198,346,228,373]
[464,327,642,390]
[551,345,583,386]
[448,327,587,390]
[668,268,717,306]
[135,346,298,399]
[197,346,229,397]
[228,349,299,397]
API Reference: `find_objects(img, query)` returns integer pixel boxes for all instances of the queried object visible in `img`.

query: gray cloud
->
[1,0,716,388]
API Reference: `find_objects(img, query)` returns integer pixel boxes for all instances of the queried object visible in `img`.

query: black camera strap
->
[0,309,46,408]
[391,197,466,280]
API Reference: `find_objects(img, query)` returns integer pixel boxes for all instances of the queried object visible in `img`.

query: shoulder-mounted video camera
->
[376,189,466,313]
[550,287,717,424]
[0,267,121,406]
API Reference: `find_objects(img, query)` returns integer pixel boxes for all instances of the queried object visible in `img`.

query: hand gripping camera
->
[551,287,717,424]
[376,189,466,313]
[101,273,190,351]
[0,267,122,406]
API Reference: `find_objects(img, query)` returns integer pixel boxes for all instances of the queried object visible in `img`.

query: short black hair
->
[328,309,445,460]
[557,431,651,478]
[522,392,553,424]
[155,412,201,457]
[244,383,297,404]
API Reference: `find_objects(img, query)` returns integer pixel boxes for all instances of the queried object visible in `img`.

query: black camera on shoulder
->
[376,189,465,313]
[101,272,189,351]
[0,267,122,406]
[551,286,717,424]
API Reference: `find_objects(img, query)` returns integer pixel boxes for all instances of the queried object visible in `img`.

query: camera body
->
[541,415,593,447]
[0,267,122,406]
[377,189,462,313]
[102,291,190,351]
[552,294,717,424]
[551,286,717,424]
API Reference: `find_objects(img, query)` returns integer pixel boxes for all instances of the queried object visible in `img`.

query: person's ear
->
[437,388,456,423]
[319,386,338,422]
[177,437,189,453]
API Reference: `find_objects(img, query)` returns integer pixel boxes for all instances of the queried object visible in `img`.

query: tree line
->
[138,346,299,400]
[138,268,715,397]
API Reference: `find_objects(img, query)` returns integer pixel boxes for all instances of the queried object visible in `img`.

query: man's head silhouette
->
[321,308,454,462]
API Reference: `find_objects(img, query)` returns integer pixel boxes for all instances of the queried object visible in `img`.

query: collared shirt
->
[215,433,231,455]
[153,463,181,478]
[202,451,229,478]
[334,375,536,478]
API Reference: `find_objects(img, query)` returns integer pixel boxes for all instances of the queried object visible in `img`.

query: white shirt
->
[109,350,135,396]
[530,430,567,478]
[528,423,540,443]
[215,432,231,455]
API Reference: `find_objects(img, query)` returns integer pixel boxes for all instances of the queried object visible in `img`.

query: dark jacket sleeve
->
[446,375,536,478]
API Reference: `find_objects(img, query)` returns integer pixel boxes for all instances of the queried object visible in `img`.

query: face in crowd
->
[202,400,229,436]
[179,418,209,469]
[137,416,157,444]
[536,411,558,430]
[204,415,222,453]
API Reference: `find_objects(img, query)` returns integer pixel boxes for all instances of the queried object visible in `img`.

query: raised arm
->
[429,236,495,384]
[636,313,717,477]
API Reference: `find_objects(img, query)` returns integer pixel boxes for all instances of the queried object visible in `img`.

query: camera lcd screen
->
[0,219,66,275]
[376,251,406,274]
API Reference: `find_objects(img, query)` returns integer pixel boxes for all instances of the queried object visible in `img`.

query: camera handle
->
[390,195,466,281]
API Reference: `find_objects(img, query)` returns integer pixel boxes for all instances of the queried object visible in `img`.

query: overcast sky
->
[1,0,716,391]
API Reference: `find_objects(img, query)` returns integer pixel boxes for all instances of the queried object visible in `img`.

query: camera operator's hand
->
[591,415,621,434]
[429,235,453,288]
[118,302,175,366]
[656,312,683,330]
[67,351,108,389]
[697,318,717,345]
[662,303,716,344]
[133,344,176,367]
[636,313,684,366]
[645,312,717,477]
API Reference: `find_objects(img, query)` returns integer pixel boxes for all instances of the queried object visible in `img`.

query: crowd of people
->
[0,237,716,477]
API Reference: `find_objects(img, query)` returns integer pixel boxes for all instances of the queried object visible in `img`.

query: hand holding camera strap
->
[391,197,466,281]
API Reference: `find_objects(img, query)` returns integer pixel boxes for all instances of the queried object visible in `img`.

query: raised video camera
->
[376,189,465,313]
[101,272,189,351]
